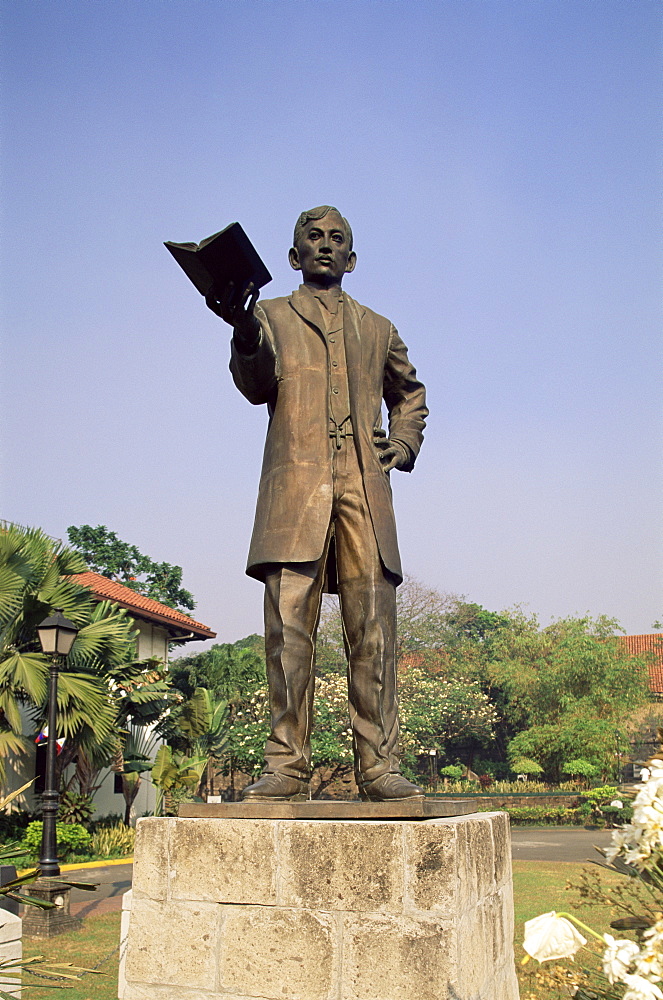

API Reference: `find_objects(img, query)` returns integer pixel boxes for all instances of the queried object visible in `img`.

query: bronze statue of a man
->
[207,206,428,801]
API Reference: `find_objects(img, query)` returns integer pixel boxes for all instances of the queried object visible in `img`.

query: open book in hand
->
[164,222,272,299]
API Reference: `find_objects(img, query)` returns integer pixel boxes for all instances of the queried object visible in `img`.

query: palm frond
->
[0,652,48,704]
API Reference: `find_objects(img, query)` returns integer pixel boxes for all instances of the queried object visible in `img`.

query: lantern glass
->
[37,625,57,654]
[36,610,79,656]
[54,625,78,656]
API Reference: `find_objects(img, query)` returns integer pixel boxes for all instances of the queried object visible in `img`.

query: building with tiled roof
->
[71,571,216,662]
[619,634,663,699]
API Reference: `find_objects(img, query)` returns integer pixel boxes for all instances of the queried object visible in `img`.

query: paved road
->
[510,827,614,863]
[60,862,132,919]
[55,829,618,920]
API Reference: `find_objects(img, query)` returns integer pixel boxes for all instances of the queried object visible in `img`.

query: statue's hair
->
[293,206,353,251]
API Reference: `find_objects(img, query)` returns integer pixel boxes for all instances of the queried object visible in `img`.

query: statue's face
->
[289,211,356,286]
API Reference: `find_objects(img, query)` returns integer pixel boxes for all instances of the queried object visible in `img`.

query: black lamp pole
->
[36,609,79,878]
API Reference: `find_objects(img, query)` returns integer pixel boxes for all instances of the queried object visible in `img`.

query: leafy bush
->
[561,758,598,780]
[601,803,633,825]
[90,823,135,858]
[509,757,544,777]
[58,792,94,826]
[439,765,464,781]
[0,810,33,844]
[579,784,620,804]
[491,805,584,826]
[22,821,91,859]
[478,773,493,789]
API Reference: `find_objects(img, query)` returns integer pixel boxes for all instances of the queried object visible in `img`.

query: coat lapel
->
[289,286,326,342]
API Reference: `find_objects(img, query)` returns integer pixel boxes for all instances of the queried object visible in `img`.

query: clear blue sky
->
[2,0,661,650]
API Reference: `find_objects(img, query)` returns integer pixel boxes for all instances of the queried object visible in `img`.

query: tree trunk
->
[121,773,141,826]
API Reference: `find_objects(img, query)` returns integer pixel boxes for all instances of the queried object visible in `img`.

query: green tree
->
[155,686,231,801]
[0,523,138,784]
[169,639,266,798]
[169,641,265,703]
[67,524,196,612]
[507,716,628,783]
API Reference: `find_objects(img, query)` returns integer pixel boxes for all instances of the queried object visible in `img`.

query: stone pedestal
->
[20,879,80,938]
[121,812,519,1000]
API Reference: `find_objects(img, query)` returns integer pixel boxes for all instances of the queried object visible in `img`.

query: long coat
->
[230,285,428,586]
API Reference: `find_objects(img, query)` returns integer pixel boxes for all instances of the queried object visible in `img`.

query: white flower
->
[523,912,587,962]
[602,934,640,983]
[611,800,624,809]
[621,972,663,999]
[636,918,663,981]
[648,759,663,779]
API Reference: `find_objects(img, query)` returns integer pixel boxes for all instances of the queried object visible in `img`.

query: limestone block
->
[122,988,221,1000]
[403,820,457,913]
[218,905,338,1000]
[456,906,489,997]
[117,889,132,999]
[132,818,173,901]
[121,812,520,1000]
[0,911,21,945]
[342,911,453,1000]
[0,926,21,1000]
[170,818,277,904]
[278,820,403,912]
[124,897,219,991]
[467,815,496,900]
[490,811,512,886]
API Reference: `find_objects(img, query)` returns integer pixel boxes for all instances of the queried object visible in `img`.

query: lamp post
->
[36,609,79,878]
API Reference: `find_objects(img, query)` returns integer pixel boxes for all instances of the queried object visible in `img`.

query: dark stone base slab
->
[178,798,476,820]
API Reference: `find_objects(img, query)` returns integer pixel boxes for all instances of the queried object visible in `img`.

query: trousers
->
[262,436,399,782]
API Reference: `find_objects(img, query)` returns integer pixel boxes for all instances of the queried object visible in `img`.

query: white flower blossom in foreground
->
[636,918,663,982]
[602,934,640,983]
[522,912,586,962]
[620,972,663,999]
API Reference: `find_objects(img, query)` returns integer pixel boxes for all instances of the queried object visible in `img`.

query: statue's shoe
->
[359,773,425,802]
[241,772,309,802]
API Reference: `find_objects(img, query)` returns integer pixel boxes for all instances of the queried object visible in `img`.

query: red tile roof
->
[70,572,216,640]
[619,634,663,694]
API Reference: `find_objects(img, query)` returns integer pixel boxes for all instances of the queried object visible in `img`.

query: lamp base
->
[21,878,81,938]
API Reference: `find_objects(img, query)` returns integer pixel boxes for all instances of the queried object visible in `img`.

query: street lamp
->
[36,609,79,877]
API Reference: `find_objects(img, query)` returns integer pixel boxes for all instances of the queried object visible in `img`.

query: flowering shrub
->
[523,759,663,998]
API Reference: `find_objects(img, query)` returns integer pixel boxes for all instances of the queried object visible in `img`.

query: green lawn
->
[513,860,636,999]
[22,912,121,1000]
[17,861,633,1000]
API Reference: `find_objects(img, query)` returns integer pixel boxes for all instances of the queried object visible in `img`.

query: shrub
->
[439,765,464,781]
[0,810,33,844]
[493,805,583,826]
[478,773,493,789]
[90,823,135,858]
[58,792,94,826]
[22,821,91,859]
[561,758,598,781]
[509,757,544,777]
[579,784,620,804]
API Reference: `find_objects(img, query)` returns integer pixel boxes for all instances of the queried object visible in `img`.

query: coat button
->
[332,387,339,394]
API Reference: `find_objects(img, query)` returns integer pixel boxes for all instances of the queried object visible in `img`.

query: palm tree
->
[0,523,139,786]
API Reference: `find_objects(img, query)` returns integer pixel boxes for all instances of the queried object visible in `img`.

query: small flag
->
[34,728,65,754]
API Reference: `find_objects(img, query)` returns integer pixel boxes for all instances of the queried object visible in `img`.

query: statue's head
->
[289,206,356,287]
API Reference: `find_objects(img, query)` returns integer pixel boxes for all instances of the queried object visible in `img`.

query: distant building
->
[70,571,216,657]
[619,634,663,700]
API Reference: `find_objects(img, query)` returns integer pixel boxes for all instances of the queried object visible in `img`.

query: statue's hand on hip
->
[373,430,410,473]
